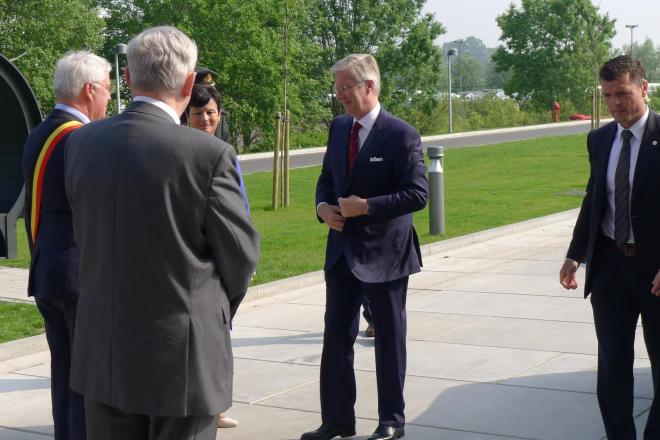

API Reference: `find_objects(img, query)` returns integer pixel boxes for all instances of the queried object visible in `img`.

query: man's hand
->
[337,195,369,218]
[318,204,346,232]
[651,269,660,296]
[559,258,579,290]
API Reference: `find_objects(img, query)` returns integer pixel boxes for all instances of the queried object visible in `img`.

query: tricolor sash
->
[30,120,83,242]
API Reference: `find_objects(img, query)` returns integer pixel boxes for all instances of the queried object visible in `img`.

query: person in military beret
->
[181,66,231,144]
[185,82,249,213]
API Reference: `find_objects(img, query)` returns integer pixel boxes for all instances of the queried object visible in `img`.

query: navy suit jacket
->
[22,109,82,300]
[567,110,660,297]
[316,108,428,283]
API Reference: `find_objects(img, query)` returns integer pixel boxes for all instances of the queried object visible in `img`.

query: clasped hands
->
[318,195,369,232]
[559,258,660,296]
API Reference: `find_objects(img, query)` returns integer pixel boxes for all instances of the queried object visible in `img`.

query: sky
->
[423,0,660,50]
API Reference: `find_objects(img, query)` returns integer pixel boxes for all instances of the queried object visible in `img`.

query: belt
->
[601,235,637,257]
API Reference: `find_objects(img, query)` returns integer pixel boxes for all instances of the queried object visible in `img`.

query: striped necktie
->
[614,129,633,246]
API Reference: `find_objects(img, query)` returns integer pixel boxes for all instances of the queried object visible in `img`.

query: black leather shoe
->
[300,422,356,440]
[367,424,405,440]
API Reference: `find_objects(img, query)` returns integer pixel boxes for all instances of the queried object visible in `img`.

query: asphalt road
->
[240,120,597,174]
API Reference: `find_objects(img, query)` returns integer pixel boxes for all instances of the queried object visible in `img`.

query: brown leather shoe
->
[365,324,375,338]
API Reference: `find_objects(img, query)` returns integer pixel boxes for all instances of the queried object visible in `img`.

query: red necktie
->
[348,121,362,172]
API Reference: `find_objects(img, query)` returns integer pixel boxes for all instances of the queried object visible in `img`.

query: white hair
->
[331,54,381,96]
[53,51,112,101]
[127,26,197,97]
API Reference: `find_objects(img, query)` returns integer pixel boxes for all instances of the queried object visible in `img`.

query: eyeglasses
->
[333,80,366,94]
[90,81,113,94]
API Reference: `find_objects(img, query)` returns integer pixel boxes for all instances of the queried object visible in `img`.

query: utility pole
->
[447,49,456,134]
[456,39,464,93]
[625,24,638,57]
[113,44,127,114]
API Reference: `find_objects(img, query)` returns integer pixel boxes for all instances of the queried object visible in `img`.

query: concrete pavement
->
[0,209,652,439]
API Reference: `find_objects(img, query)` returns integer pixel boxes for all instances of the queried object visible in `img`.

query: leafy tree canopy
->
[493,0,615,111]
[0,0,105,112]
[303,0,446,117]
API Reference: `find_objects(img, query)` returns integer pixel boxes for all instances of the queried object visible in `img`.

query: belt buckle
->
[622,244,636,257]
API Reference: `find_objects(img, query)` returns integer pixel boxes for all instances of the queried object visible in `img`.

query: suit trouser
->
[35,297,86,440]
[591,245,660,440]
[320,258,408,428]
[84,399,217,440]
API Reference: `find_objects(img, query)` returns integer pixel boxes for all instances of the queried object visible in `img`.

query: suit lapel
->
[334,116,351,184]
[596,124,618,188]
[632,111,660,202]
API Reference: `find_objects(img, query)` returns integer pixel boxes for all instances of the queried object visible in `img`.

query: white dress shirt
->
[353,102,381,149]
[54,103,90,124]
[601,107,649,243]
[133,96,181,124]
[316,103,381,214]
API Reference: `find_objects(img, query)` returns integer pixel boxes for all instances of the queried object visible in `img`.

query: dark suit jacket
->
[316,108,428,283]
[567,110,660,297]
[64,101,259,417]
[22,109,82,300]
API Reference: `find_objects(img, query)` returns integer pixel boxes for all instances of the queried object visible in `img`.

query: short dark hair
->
[189,84,222,109]
[599,55,646,85]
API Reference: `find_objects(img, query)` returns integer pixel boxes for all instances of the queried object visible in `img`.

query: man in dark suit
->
[302,54,428,440]
[560,55,660,439]
[64,26,259,440]
[22,50,111,440]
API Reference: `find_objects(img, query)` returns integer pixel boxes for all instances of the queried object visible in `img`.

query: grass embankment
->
[1,133,589,286]
[0,302,44,343]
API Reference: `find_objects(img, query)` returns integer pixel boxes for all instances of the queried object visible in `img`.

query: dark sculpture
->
[0,54,42,258]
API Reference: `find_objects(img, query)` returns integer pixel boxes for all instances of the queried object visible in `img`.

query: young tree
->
[493,0,614,112]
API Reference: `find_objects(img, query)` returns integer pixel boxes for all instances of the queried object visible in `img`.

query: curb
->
[238,119,611,162]
[0,334,47,362]
[241,208,579,301]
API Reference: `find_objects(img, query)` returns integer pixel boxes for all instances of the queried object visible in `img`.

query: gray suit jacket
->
[64,101,259,417]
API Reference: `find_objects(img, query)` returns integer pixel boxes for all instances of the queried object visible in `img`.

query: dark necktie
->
[614,129,633,246]
[348,121,362,172]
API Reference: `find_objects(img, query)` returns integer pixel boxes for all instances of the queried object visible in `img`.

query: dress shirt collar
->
[354,102,381,132]
[133,96,181,124]
[616,106,649,141]
[54,103,90,124]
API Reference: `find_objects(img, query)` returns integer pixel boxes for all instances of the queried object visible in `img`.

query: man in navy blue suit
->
[22,51,111,440]
[560,55,660,439]
[302,54,428,440]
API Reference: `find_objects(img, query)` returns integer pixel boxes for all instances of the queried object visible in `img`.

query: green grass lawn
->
[247,133,589,284]
[1,133,590,287]
[0,302,44,344]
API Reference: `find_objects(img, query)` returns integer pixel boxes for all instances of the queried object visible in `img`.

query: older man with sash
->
[22,50,111,440]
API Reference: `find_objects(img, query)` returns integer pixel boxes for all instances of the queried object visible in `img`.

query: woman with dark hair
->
[185,84,244,430]
[185,84,249,211]
[186,84,224,138]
